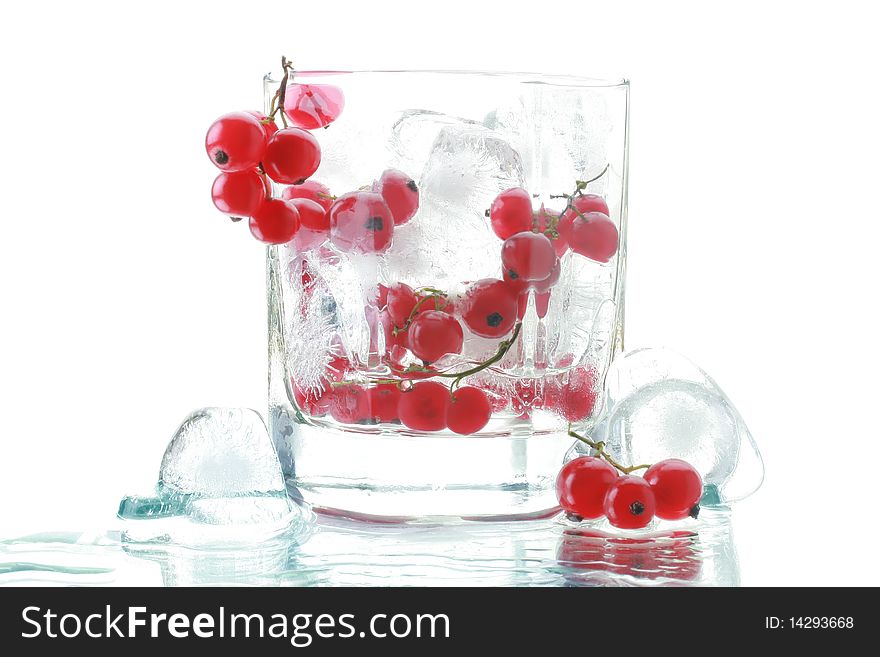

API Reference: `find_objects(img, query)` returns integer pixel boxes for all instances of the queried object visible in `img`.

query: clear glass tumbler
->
[267,71,629,521]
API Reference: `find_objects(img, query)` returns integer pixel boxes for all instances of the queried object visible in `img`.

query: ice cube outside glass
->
[267,71,630,521]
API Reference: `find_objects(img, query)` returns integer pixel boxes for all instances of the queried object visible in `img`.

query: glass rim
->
[266,69,629,89]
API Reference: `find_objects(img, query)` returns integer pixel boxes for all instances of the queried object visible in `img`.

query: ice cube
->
[117,408,308,544]
[381,124,524,289]
[589,349,763,504]
[389,110,480,179]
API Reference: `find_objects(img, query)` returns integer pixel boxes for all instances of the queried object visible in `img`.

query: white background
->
[1,0,878,586]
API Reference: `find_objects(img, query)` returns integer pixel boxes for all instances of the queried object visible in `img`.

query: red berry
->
[248,198,300,244]
[533,258,561,293]
[534,291,551,318]
[556,456,619,519]
[398,381,449,431]
[489,187,533,240]
[534,206,568,256]
[289,198,330,251]
[643,459,703,520]
[329,192,394,254]
[568,212,619,263]
[282,180,334,211]
[374,169,419,226]
[502,231,556,282]
[283,83,345,130]
[366,383,401,423]
[604,476,656,529]
[460,279,518,338]
[263,128,321,185]
[211,170,267,217]
[407,311,464,363]
[244,110,278,140]
[447,386,492,434]
[205,112,268,172]
[329,384,369,424]
[292,379,333,417]
[385,283,418,326]
[571,193,610,217]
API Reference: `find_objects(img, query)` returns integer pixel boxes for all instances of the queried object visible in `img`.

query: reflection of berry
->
[502,232,557,282]
[447,386,492,434]
[644,459,703,520]
[556,456,619,519]
[407,311,464,363]
[263,128,322,184]
[568,212,619,263]
[398,381,449,431]
[489,187,533,239]
[248,199,300,244]
[604,476,656,529]
[560,367,598,422]
[329,192,394,254]
[205,112,268,172]
[289,198,330,251]
[367,384,401,423]
[292,379,332,417]
[283,83,345,129]
[460,279,518,338]
[211,170,267,218]
[329,384,369,424]
[374,169,419,226]
[282,180,334,211]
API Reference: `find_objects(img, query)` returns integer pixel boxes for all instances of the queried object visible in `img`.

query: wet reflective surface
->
[0,507,738,586]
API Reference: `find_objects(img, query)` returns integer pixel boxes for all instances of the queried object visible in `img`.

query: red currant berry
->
[263,128,321,185]
[643,459,703,520]
[407,311,464,363]
[502,231,556,282]
[604,476,656,529]
[460,279,518,338]
[244,110,278,140]
[366,383,401,423]
[374,169,419,226]
[329,192,395,254]
[248,198,300,244]
[283,83,345,130]
[205,112,268,172]
[560,366,598,422]
[571,193,610,217]
[534,205,568,256]
[385,283,418,326]
[447,386,492,434]
[568,212,619,263]
[532,258,561,293]
[329,384,369,424]
[289,198,330,251]
[292,379,333,417]
[489,187,533,240]
[398,381,449,431]
[282,180,334,211]
[211,170,267,217]
[556,456,619,519]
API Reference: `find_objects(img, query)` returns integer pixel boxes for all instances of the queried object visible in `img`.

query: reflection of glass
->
[1,510,739,586]
[267,71,631,520]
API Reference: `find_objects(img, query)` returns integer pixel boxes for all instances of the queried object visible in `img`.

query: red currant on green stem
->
[604,476,656,530]
[211,170,268,218]
[329,191,395,254]
[407,310,464,363]
[205,112,268,172]
[248,198,300,244]
[447,386,492,434]
[556,456,619,519]
[374,169,419,226]
[489,187,533,240]
[398,381,449,431]
[282,179,335,211]
[460,279,518,338]
[643,459,703,520]
[263,127,322,185]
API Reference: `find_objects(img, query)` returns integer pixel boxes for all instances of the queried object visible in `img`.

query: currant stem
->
[568,427,651,475]
[436,322,522,391]
[267,56,295,128]
[392,290,446,335]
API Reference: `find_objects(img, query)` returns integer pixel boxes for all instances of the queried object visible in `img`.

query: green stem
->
[567,426,651,475]
[435,323,522,390]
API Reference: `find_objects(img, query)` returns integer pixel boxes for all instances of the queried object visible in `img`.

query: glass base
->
[271,406,568,522]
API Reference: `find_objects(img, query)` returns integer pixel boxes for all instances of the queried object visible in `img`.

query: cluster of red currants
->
[557,456,703,529]
[488,183,620,318]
